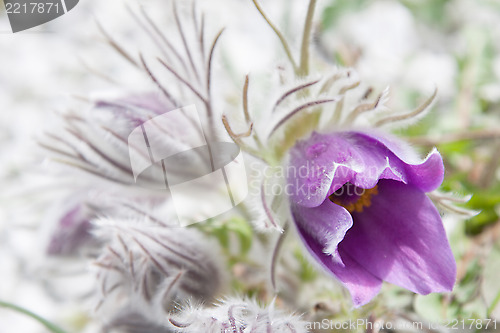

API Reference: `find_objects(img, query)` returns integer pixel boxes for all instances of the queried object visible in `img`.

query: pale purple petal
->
[47,204,93,256]
[96,92,172,120]
[293,211,382,307]
[287,131,444,207]
[292,202,383,307]
[119,92,173,115]
[352,131,444,192]
[94,92,175,135]
[339,180,456,295]
[291,201,353,261]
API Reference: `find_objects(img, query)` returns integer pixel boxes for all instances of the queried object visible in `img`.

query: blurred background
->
[1,0,500,331]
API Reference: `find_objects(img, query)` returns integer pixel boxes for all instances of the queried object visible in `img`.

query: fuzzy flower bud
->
[92,218,225,327]
[168,298,309,333]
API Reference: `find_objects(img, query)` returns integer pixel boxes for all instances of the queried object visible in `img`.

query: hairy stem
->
[298,0,317,76]
[251,0,298,72]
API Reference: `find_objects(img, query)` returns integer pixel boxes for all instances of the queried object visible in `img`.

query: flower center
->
[328,182,378,213]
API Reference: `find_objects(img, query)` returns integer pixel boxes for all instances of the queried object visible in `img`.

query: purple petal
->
[292,202,382,307]
[119,92,173,115]
[287,131,444,207]
[339,180,456,295]
[291,201,353,260]
[47,204,93,256]
[94,92,175,134]
[333,249,383,307]
[96,92,172,118]
[354,130,444,192]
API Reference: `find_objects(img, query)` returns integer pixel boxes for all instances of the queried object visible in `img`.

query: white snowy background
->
[1,0,500,332]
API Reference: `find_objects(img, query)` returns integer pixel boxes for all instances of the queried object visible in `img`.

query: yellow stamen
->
[330,185,378,213]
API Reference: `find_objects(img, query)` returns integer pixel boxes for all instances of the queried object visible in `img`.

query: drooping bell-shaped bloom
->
[287,130,456,307]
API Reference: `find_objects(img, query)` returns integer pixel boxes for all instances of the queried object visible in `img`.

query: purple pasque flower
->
[287,130,456,307]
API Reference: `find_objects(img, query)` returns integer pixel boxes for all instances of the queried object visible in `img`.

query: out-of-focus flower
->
[103,308,172,333]
[39,0,227,193]
[92,217,225,329]
[168,298,308,333]
[45,198,95,256]
[40,93,173,190]
[287,130,456,307]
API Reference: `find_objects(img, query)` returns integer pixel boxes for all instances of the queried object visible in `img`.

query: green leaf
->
[294,249,318,282]
[465,209,499,235]
[321,0,368,29]
[195,217,253,255]
[400,0,452,27]
[225,217,253,254]
[212,226,230,249]
[0,301,69,333]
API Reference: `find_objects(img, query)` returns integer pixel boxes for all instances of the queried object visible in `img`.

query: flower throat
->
[329,182,379,213]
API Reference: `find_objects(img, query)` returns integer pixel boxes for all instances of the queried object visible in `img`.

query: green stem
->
[487,291,500,317]
[298,0,317,76]
[0,301,69,333]
[251,0,298,72]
